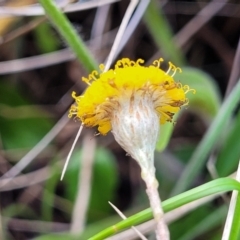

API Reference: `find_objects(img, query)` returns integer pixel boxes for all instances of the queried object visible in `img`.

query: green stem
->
[39,0,98,72]
[171,78,240,196]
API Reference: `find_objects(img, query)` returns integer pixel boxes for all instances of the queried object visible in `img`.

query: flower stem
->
[142,169,170,240]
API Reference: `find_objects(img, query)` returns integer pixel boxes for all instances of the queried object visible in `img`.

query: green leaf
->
[156,122,174,152]
[156,67,221,151]
[34,21,60,54]
[0,82,53,149]
[64,147,118,222]
[216,110,240,177]
[177,67,221,120]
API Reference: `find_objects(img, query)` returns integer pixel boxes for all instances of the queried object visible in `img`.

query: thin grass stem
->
[104,0,139,71]
[61,125,83,181]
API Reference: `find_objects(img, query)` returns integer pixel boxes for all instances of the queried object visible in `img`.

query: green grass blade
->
[144,0,185,66]
[229,191,240,239]
[177,206,227,240]
[89,178,240,239]
[39,0,98,72]
[171,79,240,196]
[216,111,240,177]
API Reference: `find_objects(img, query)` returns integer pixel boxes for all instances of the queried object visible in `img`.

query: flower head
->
[68,58,194,237]
[69,58,192,136]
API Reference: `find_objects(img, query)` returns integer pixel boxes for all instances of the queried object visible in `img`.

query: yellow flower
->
[69,58,193,135]
[67,58,195,237]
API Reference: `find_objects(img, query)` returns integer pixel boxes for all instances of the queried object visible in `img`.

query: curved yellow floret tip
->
[165,62,182,77]
[68,109,74,118]
[91,70,99,80]
[114,58,143,69]
[68,99,78,118]
[72,91,77,99]
[99,64,105,72]
[71,91,82,103]
[182,98,189,106]
[152,58,164,68]
[82,70,99,85]
[136,58,144,66]
[115,58,126,68]
[82,77,91,85]
[183,85,196,94]
[176,82,183,89]
[115,58,144,68]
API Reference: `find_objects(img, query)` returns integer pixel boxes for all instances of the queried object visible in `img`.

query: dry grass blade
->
[174,0,228,47]
[225,37,240,97]
[104,0,139,71]
[0,166,49,191]
[0,0,120,17]
[0,113,69,183]
[3,217,69,233]
[108,202,148,240]
[0,49,74,74]
[0,29,118,75]
[0,16,46,45]
[61,124,83,181]
[115,0,150,58]
[90,4,111,50]
[70,134,96,234]
[149,0,231,65]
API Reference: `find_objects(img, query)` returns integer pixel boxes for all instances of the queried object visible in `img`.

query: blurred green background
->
[0,0,240,239]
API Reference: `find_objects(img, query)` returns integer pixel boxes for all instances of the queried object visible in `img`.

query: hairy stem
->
[142,169,170,240]
[39,0,98,72]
